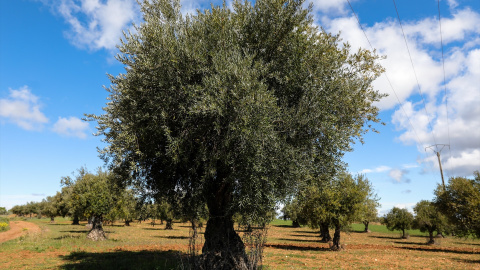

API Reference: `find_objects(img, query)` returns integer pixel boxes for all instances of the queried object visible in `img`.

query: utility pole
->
[425,144,449,191]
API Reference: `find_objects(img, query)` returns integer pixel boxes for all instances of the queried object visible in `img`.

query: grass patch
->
[0,216,10,232]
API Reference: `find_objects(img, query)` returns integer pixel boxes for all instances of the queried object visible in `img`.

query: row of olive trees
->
[9,167,180,240]
[382,170,480,244]
[282,172,380,250]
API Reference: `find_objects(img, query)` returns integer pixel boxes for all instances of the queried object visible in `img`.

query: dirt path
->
[0,221,41,243]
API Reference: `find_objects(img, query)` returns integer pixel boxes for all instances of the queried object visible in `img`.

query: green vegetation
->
[382,207,414,239]
[434,171,480,238]
[0,216,9,232]
[87,0,384,266]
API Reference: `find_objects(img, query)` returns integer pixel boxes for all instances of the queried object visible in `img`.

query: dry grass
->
[0,218,478,269]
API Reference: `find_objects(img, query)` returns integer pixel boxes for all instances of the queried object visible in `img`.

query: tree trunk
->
[72,215,80,225]
[165,218,173,230]
[50,216,55,223]
[427,230,435,245]
[292,220,300,228]
[202,182,248,269]
[87,215,107,241]
[331,223,342,251]
[320,222,331,243]
[125,220,130,226]
[401,228,408,239]
[363,221,370,233]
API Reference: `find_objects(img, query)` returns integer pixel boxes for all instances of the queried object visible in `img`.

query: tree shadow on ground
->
[60,230,90,234]
[393,241,426,246]
[454,242,480,246]
[277,238,321,243]
[272,225,300,228]
[143,227,170,231]
[369,235,399,240]
[453,258,480,264]
[289,234,318,238]
[289,230,318,234]
[156,235,190,240]
[265,243,329,251]
[60,250,184,270]
[397,246,479,255]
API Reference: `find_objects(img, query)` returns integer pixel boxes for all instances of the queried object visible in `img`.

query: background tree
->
[434,171,480,238]
[300,173,373,250]
[113,189,138,226]
[282,199,305,228]
[357,189,380,233]
[413,200,449,244]
[69,169,115,241]
[89,0,384,266]
[40,196,59,223]
[0,207,7,215]
[382,207,414,239]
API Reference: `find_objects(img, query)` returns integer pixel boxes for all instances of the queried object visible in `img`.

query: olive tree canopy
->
[89,0,384,267]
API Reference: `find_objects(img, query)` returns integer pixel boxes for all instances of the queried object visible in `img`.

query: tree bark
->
[363,221,370,233]
[165,218,173,230]
[292,220,300,228]
[125,220,130,226]
[331,223,342,251]
[50,216,55,223]
[202,181,248,269]
[427,230,435,245]
[320,222,331,243]
[401,228,408,239]
[87,215,107,241]
[72,215,80,225]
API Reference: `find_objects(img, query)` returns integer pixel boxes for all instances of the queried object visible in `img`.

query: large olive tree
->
[89,0,384,267]
[434,171,480,238]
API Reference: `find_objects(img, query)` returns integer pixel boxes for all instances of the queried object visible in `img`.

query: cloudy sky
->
[1,0,479,215]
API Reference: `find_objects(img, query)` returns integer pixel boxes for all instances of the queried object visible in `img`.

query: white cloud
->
[359,165,391,174]
[0,86,49,130]
[41,0,140,51]
[320,4,480,177]
[52,116,90,139]
[389,168,410,184]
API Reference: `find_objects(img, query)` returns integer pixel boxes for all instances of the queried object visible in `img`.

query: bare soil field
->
[0,221,41,244]
[0,218,478,269]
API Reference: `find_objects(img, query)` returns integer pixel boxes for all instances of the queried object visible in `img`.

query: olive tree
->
[382,207,414,239]
[413,200,449,244]
[300,173,374,250]
[89,0,384,267]
[434,171,480,238]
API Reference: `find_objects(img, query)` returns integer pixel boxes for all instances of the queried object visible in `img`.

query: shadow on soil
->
[277,238,322,243]
[156,235,190,240]
[265,243,329,252]
[60,250,184,270]
[369,235,400,240]
[397,246,479,255]
[289,234,318,238]
[453,258,480,264]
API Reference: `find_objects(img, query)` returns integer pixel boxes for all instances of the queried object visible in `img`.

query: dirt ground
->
[0,221,41,243]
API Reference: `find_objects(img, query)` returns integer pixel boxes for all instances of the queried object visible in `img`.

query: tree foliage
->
[299,173,374,249]
[88,0,384,266]
[413,200,449,244]
[382,207,414,239]
[434,171,480,238]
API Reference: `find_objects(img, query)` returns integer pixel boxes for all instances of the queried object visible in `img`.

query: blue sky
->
[1,0,479,215]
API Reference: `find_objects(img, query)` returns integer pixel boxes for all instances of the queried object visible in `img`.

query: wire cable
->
[392,0,439,150]
[437,0,453,176]
[346,0,426,149]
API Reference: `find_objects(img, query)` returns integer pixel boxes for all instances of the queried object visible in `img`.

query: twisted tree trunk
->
[87,215,107,241]
[331,223,342,251]
[320,222,331,243]
[202,181,247,269]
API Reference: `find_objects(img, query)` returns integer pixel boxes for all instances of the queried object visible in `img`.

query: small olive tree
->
[382,207,414,239]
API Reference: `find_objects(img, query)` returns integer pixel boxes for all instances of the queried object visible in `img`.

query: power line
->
[346,0,425,149]
[392,0,439,150]
[436,0,453,176]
